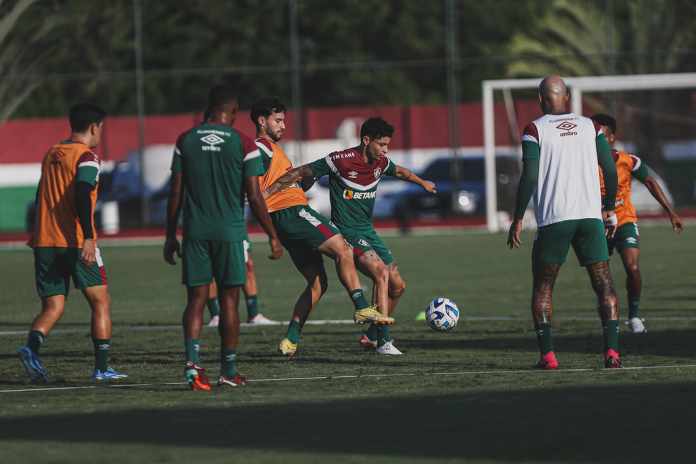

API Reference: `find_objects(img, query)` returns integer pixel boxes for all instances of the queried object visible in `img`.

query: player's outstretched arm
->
[394,165,437,193]
[644,175,683,233]
[246,176,283,260]
[164,172,183,265]
[265,165,313,197]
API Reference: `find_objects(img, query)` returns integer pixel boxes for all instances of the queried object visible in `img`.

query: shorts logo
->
[201,134,224,151]
[358,239,369,247]
[343,189,376,200]
[556,121,578,137]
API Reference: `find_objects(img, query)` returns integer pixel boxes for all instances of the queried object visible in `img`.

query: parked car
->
[395,155,520,219]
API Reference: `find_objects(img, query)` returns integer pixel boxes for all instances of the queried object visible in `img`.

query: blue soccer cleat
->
[92,367,128,381]
[18,346,48,383]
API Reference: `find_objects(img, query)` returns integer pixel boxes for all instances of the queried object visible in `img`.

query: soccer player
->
[18,103,127,382]
[200,102,273,328]
[591,113,683,333]
[269,117,436,355]
[508,75,622,369]
[250,97,392,357]
[164,85,283,390]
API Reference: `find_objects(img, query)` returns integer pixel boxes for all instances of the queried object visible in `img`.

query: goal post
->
[482,73,696,233]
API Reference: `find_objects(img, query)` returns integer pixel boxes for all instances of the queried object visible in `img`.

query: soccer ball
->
[425,297,460,331]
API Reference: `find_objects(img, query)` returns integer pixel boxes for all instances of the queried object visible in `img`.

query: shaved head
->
[538,75,570,115]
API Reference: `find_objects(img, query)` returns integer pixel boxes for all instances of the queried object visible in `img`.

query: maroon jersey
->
[309,147,396,227]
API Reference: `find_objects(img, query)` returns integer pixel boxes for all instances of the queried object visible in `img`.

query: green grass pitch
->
[0,225,695,463]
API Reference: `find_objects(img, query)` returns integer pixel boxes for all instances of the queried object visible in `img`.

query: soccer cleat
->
[207,315,220,327]
[359,334,378,349]
[278,338,298,357]
[217,374,248,387]
[376,340,403,355]
[535,351,559,370]
[185,362,211,391]
[92,367,128,381]
[353,306,395,325]
[247,313,276,325]
[415,311,426,321]
[604,349,622,369]
[17,346,48,383]
[625,317,647,334]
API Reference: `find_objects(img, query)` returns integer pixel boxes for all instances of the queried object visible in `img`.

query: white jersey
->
[522,113,603,227]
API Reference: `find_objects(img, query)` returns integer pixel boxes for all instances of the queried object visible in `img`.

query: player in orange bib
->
[250,97,391,357]
[592,114,683,334]
[18,103,127,382]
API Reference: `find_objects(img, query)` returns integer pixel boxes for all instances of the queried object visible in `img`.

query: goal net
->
[482,73,696,232]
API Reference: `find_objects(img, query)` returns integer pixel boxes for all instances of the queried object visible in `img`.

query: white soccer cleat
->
[207,315,219,327]
[625,317,647,334]
[376,341,403,355]
[247,313,276,325]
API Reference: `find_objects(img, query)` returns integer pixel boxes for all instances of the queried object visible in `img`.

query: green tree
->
[505,0,696,169]
[0,0,63,121]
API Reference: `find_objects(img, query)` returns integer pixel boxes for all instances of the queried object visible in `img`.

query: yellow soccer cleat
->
[353,306,395,325]
[278,337,298,357]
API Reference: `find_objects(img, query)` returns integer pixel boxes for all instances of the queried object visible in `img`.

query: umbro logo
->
[201,133,224,151]
[201,134,224,145]
[556,121,577,131]
[556,121,578,137]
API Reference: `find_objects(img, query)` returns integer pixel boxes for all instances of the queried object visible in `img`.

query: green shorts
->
[607,222,640,255]
[182,239,246,288]
[34,247,107,298]
[339,225,394,265]
[271,205,339,265]
[533,218,609,267]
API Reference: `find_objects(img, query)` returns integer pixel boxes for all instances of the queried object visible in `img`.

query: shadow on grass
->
[0,381,694,462]
[403,328,696,360]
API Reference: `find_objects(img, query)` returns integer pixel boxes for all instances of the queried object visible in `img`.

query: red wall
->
[0,101,541,164]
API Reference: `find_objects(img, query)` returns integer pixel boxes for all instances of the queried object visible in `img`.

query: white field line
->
[0,316,693,337]
[0,319,357,337]
[0,227,483,250]
[2,363,696,394]
[3,218,693,250]
[3,315,696,337]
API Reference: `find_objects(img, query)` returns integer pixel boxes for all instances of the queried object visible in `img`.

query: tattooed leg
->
[586,261,619,322]
[531,262,561,357]
[586,261,620,356]
[531,263,561,324]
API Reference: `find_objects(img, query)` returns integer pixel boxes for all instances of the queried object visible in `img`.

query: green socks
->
[603,320,620,352]
[287,319,302,344]
[628,299,640,319]
[535,323,554,355]
[207,298,221,318]
[377,325,391,347]
[366,323,379,341]
[27,330,45,354]
[185,338,201,364]
[221,348,237,377]
[350,289,369,310]
[246,295,259,319]
[93,338,111,371]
